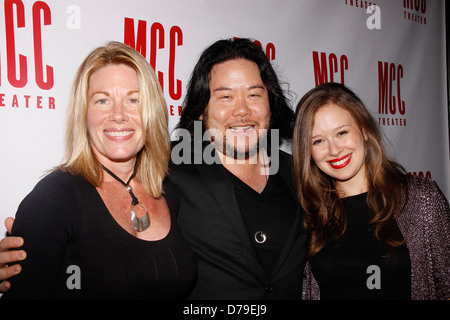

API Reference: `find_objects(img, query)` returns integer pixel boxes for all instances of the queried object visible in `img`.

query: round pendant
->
[254,231,267,244]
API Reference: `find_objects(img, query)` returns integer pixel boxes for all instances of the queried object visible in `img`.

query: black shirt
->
[227,169,297,277]
[309,193,411,300]
[3,170,197,300]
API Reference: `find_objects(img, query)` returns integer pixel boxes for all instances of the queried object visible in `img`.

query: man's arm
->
[0,218,26,292]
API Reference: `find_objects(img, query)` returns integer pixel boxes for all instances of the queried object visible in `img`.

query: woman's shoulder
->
[39,168,75,182]
[13,170,86,237]
[406,174,448,203]
[21,169,88,207]
[400,174,450,224]
[35,168,85,191]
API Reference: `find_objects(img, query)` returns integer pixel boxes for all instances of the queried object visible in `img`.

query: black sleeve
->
[2,171,79,299]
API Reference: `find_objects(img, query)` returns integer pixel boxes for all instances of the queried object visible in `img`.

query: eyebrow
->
[90,90,139,97]
[212,85,266,92]
[311,124,350,139]
[334,124,350,130]
[334,124,350,131]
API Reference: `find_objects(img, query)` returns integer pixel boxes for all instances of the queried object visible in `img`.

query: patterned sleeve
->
[426,179,450,299]
[302,261,320,300]
[400,176,450,299]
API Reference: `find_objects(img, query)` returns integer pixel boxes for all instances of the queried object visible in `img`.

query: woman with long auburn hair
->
[293,82,449,300]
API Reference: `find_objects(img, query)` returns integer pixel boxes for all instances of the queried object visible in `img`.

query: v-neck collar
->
[225,168,275,198]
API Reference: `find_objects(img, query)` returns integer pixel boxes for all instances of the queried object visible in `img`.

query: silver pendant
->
[254,231,267,244]
[130,203,150,232]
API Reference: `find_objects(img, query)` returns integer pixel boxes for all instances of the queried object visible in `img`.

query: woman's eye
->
[338,130,348,136]
[312,139,323,145]
[96,98,108,104]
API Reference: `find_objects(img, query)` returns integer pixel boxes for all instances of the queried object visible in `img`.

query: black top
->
[165,142,307,299]
[226,169,297,276]
[3,170,197,300]
[309,193,411,300]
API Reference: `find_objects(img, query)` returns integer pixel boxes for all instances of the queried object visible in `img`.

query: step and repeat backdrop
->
[0,0,448,235]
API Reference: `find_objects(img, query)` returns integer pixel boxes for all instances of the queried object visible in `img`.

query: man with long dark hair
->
[166,38,306,299]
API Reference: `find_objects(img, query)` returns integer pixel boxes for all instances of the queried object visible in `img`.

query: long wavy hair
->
[60,41,170,197]
[292,82,408,258]
[175,38,294,141]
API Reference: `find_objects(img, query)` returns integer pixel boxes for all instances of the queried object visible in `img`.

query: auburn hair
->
[292,82,408,258]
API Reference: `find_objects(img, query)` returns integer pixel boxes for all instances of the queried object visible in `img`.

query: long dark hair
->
[292,82,408,258]
[176,38,294,140]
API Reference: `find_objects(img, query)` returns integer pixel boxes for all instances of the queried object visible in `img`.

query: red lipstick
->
[327,153,352,169]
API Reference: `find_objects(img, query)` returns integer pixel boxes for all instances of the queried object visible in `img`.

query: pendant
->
[130,203,150,232]
[254,231,267,244]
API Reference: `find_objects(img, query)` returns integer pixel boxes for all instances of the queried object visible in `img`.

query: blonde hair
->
[61,41,170,197]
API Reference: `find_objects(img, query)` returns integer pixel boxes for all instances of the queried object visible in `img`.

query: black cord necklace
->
[254,154,269,244]
[102,162,150,232]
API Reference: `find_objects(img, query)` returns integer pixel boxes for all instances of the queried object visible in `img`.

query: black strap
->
[102,162,139,205]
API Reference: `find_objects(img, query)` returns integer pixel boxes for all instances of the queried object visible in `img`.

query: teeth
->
[229,125,253,132]
[105,131,133,137]
[331,154,350,166]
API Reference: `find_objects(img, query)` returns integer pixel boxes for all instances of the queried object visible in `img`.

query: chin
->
[106,152,139,163]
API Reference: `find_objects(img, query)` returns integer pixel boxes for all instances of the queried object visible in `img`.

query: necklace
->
[254,231,267,244]
[102,163,150,232]
[254,158,269,244]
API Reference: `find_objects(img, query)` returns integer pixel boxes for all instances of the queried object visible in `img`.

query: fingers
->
[0,263,22,292]
[0,263,22,282]
[0,221,23,292]
[4,217,15,234]
[0,248,26,266]
[0,236,24,252]
[0,280,11,293]
[0,237,26,282]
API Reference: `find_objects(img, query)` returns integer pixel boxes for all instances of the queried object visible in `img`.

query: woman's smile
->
[327,153,352,169]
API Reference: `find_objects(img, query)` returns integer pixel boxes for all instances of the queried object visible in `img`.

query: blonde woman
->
[1,42,196,299]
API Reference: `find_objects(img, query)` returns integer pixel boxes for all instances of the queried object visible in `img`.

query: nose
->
[232,96,252,118]
[328,140,343,157]
[109,101,128,123]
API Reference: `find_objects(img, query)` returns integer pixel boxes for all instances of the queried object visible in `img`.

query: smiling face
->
[311,103,368,195]
[87,63,144,167]
[200,58,271,159]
